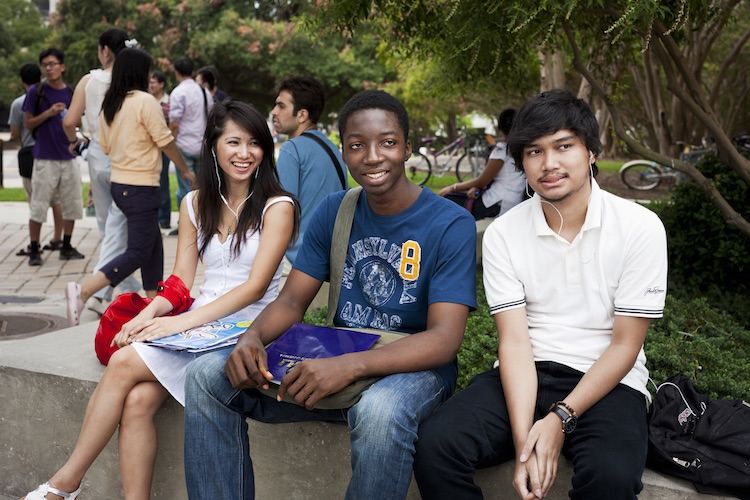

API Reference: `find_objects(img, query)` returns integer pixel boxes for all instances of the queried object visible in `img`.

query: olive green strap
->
[326,187,362,327]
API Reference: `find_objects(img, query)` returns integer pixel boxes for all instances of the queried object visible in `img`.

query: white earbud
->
[589,151,594,162]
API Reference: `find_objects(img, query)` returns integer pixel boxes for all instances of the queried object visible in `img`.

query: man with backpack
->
[271,76,348,266]
[22,47,85,266]
[9,62,64,258]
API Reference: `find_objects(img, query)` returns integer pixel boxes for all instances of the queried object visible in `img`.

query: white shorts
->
[29,159,83,222]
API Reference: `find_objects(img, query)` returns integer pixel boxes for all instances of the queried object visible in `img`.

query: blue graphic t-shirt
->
[294,188,478,392]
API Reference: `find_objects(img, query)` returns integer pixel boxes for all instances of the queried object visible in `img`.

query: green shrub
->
[645,294,750,400]
[657,154,750,324]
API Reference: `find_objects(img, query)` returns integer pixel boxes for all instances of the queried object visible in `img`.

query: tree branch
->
[561,19,750,238]
[709,24,750,108]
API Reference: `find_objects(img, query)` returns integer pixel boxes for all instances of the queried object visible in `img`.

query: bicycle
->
[619,160,679,190]
[619,142,718,190]
[407,129,492,186]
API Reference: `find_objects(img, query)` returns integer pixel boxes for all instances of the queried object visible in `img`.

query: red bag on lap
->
[94,275,195,365]
[95,293,153,365]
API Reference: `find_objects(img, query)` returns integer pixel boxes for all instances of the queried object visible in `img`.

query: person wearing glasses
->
[22,47,85,266]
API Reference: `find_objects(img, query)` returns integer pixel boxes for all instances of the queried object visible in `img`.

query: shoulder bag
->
[260,187,406,409]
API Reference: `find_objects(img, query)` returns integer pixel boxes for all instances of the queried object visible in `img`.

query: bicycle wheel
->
[407,151,432,186]
[455,143,489,182]
[619,160,663,190]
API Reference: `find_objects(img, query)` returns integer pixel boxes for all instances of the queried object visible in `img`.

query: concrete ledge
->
[0,324,731,499]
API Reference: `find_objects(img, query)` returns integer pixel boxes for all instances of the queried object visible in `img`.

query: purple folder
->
[265,323,381,384]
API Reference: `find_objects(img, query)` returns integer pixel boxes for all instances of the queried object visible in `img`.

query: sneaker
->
[60,247,85,260]
[160,221,171,229]
[28,252,43,266]
[168,228,179,236]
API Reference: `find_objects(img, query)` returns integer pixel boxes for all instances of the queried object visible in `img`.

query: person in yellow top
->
[65,47,195,327]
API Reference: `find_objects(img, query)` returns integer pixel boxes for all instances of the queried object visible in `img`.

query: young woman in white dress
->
[24,99,300,500]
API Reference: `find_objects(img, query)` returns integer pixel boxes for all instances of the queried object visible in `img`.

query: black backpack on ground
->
[647,374,750,499]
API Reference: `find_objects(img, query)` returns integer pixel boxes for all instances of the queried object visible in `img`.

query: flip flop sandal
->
[43,240,64,251]
[16,245,43,257]
[25,481,82,500]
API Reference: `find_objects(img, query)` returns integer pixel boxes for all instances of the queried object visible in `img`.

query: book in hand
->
[148,319,253,353]
[265,323,381,385]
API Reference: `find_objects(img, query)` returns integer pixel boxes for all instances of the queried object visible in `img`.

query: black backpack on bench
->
[647,374,750,499]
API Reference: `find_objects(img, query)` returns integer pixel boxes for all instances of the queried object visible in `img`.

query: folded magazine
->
[265,322,381,385]
[148,319,253,353]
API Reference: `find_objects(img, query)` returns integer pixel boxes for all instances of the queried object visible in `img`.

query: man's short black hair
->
[338,90,409,142]
[507,89,602,176]
[277,76,325,124]
[197,65,218,90]
[174,57,194,77]
[39,47,64,64]
[20,63,42,86]
[151,70,166,85]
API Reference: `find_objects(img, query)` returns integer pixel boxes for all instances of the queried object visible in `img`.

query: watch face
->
[553,406,577,434]
[563,417,577,434]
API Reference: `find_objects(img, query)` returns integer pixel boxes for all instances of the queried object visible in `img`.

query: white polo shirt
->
[482,180,667,399]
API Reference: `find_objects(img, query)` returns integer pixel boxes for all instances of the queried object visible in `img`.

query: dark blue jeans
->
[413,362,648,499]
[100,183,163,291]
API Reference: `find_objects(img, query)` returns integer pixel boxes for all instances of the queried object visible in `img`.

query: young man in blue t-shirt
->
[184,90,478,499]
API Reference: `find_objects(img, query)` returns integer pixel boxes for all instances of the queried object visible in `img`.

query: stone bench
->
[0,324,730,499]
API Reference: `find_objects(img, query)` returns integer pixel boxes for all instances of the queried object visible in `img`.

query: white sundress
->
[132,192,293,405]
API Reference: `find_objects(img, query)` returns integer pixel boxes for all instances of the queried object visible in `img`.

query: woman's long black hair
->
[196,100,300,259]
[101,47,151,125]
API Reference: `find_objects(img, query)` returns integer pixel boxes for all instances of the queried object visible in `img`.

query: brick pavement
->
[0,202,200,328]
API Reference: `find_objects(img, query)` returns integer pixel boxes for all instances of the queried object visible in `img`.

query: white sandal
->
[25,481,81,500]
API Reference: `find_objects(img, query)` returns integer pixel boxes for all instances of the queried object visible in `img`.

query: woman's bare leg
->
[118,381,169,500]
[31,346,158,500]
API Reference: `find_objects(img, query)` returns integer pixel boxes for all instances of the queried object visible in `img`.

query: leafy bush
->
[645,295,750,400]
[655,154,750,326]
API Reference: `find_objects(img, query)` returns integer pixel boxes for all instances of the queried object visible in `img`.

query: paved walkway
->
[0,133,203,327]
[0,201,193,327]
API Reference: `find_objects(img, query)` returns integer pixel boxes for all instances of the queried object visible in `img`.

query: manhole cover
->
[0,312,66,340]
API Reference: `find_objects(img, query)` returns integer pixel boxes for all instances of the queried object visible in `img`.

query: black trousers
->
[413,362,648,499]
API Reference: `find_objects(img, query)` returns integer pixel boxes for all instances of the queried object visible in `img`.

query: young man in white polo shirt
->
[414,89,668,499]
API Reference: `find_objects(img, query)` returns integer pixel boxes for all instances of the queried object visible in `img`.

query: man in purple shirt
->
[23,47,85,266]
[168,56,212,234]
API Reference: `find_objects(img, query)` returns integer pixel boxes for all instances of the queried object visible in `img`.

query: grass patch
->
[0,186,27,202]
[596,160,623,173]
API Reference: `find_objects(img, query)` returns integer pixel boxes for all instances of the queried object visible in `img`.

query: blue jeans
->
[158,153,171,226]
[175,150,199,209]
[413,363,648,500]
[184,347,448,499]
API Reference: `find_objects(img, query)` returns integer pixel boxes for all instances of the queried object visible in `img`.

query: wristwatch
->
[549,401,578,434]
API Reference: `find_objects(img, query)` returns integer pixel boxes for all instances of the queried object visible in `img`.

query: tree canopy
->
[1,0,398,121]
[312,0,750,237]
